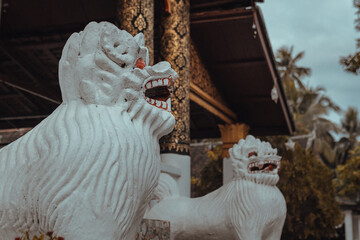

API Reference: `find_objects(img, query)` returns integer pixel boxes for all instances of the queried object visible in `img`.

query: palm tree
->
[276,47,340,133]
[276,46,341,168]
[297,87,341,169]
[336,107,360,164]
[276,46,311,108]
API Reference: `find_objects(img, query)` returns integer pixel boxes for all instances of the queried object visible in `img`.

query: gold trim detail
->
[158,0,190,155]
[116,0,154,65]
[190,40,229,107]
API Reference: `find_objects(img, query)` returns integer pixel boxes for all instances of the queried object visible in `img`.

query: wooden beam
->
[0,74,61,104]
[0,128,32,144]
[0,0,2,25]
[191,129,221,139]
[232,95,271,102]
[13,88,40,111]
[190,82,237,120]
[191,8,253,24]
[0,41,61,104]
[0,93,18,100]
[190,92,234,124]
[0,114,48,121]
[191,0,239,10]
[212,59,266,69]
[16,41,65,51]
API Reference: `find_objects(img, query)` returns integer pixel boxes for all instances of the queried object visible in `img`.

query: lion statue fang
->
[145,135,287,240]
[0,21,178,240]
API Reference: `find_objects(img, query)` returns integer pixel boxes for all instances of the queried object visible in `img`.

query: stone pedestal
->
[135,219,170,240]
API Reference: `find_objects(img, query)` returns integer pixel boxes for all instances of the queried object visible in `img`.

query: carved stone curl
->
[0,22,177,240]
[146,135,286,240]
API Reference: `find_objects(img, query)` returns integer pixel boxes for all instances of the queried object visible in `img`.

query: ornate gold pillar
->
[218,123,250,158]
[116,0,155,65]
[158,0,190,155]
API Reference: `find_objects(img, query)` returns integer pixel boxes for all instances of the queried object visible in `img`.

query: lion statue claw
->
[146,135,286,240]
[0,22,177,240]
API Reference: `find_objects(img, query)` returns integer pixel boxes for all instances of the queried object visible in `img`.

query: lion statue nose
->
[136,58,146,69]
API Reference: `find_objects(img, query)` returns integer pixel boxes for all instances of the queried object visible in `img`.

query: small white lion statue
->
[0,22,177,240]
[146,135,286,240]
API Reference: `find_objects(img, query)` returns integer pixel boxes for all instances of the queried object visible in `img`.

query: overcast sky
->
[260,0,360,124]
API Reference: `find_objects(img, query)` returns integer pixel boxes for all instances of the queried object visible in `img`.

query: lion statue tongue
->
[0,21,177,240]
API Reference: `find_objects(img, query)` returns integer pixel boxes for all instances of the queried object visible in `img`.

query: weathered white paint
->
[0,21,177,239]
[146,135,286,240]
[160,153,191,197]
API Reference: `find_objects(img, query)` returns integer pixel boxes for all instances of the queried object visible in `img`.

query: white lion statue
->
[0,22,177,240]
[146,135,286,240]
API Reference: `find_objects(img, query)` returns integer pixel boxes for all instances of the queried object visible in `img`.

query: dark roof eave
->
[254,6,295,135]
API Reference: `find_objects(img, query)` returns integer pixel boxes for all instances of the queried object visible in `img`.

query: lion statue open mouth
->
[146,135,286,240]
[0,22,177,240]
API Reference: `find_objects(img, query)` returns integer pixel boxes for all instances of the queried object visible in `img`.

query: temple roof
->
[189,3,294,138]
[0,0,294,137]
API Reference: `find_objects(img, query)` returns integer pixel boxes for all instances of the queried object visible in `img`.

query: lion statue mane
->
[145,135,286,240]
[0,22,177,240]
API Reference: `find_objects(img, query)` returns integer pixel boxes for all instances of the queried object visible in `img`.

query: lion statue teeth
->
[0,22,177,240]
[146,135,286,240]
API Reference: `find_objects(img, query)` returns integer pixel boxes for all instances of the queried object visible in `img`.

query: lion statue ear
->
[59,21,107,103]
[59,31,82,102]
[134,32,149,66]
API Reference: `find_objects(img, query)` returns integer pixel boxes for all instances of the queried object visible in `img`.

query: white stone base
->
[160,153,191,197]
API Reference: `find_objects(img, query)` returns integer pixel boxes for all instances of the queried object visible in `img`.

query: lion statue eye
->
[248,151,257,158]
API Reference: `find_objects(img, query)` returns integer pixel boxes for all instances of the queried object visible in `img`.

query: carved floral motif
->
[117,0,154,65]
[158,0,191,155]
[190,40,228,106]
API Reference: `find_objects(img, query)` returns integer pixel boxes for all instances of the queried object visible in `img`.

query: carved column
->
[219,123,250,184]
[116,0,154,65]
[157,0,191,196]
[158,0,190,155]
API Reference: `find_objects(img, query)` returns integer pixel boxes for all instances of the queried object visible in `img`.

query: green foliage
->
[340,52,360,75]
[334,146,360,201]
[275,46,343,172]
[267,137,343,240]
[275,46,340,137]
[276,46,311,117]
[340,0,360,74]
[342,107,360,138]
[191,146,223,197]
